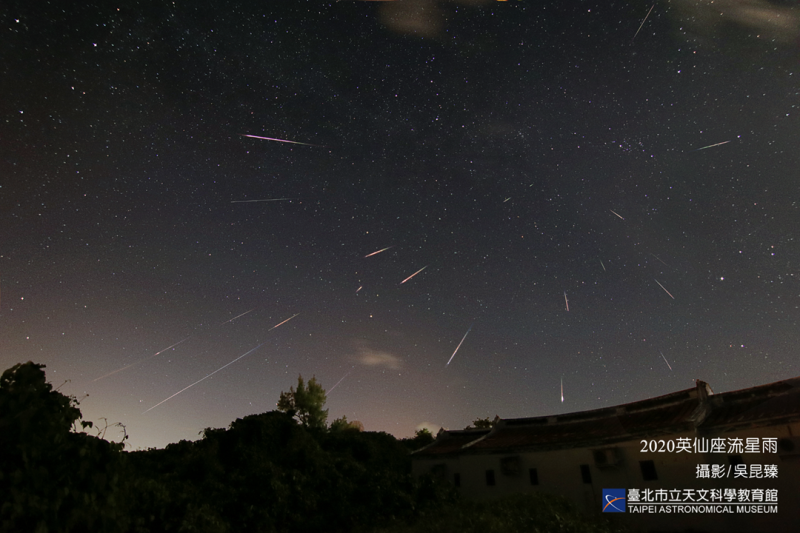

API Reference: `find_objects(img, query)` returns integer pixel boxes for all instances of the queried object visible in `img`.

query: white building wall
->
[414,422,800,532]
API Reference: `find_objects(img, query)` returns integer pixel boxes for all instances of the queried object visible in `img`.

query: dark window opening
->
[640,460,658,481]
[501,455,521,476]
[454,473,461,487]
[529,468,539,485]
[485,469,496,486]
[580,464,592,484]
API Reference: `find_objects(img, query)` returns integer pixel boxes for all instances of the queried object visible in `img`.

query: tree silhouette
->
[464,416,494,430]
[277,374,329,429]
[0,362,127,532]
[329,414,364,432]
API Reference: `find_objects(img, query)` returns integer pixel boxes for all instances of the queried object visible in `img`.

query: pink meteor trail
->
[564,291,569,312]
[93,335,192,382]
[654,279,675,299]
[143,342,265,413]
[446,324,473,366]
[364,246,394,258]
[269,313,299,331]
[240,134,322,147]
[400,265,428,284]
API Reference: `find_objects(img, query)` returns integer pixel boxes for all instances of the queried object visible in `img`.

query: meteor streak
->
[446,324,473,366]
[269,313,299,330]
[660,350,673,371]
[564,291,569,312]
[93,335,192,382]
[600,260,606,271]
[328,368,354,394]
[364,246,394,258]
[632,4,655,41]
[143,343,265,413]
[692,140,730,152]
[231,198,297,203]
[650,253,671,268]
[240,134,321,147]
[654,279,675,299]
[561,377,564,403]
[219,308,255,325]
[610,209,625,220]
[400,265,428,284]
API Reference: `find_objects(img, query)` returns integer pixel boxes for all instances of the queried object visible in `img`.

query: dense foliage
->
[0,362,127,532]
[0,363,452,533]
[0,362,621,533]
[276,375,329,430]
[125,411,453,533]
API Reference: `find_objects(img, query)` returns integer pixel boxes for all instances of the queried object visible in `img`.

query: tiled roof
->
[413,376,800,457]
[414,428,491,456]
[469,399,701,453]
[700,378,800,429]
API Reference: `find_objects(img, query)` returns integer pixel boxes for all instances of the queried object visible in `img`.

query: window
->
[454,473,461,487]
[529,468,539,485]
[580,464,592,484]
[593,447,621,467]
[501,455,521,475]
[486,469,496,486]
[640,460,658,481]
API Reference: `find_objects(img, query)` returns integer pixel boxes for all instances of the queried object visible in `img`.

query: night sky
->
[2,0,798,450]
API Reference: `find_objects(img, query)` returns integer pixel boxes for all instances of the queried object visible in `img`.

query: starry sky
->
[2,0,798,450]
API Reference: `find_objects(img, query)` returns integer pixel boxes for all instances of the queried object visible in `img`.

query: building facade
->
[412,377,800,532]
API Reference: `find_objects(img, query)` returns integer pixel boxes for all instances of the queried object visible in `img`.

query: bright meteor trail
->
[660,350,673,371]
[446,324,473,366]
[692,140,730,152]
[654,279,675,299]
[632,4,654,42]
[230,198,297,203]
[93,335,192,382]
[143,312,297,413]
[400,265,428,284]
[364,246,394,258]
[328,368,354,395]
[143,343,266,413]
[240,134,322,147]
[269,313,299,330]
[219,309,255,325]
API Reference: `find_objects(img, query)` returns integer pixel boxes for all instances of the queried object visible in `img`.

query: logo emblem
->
[602,489,626,513]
